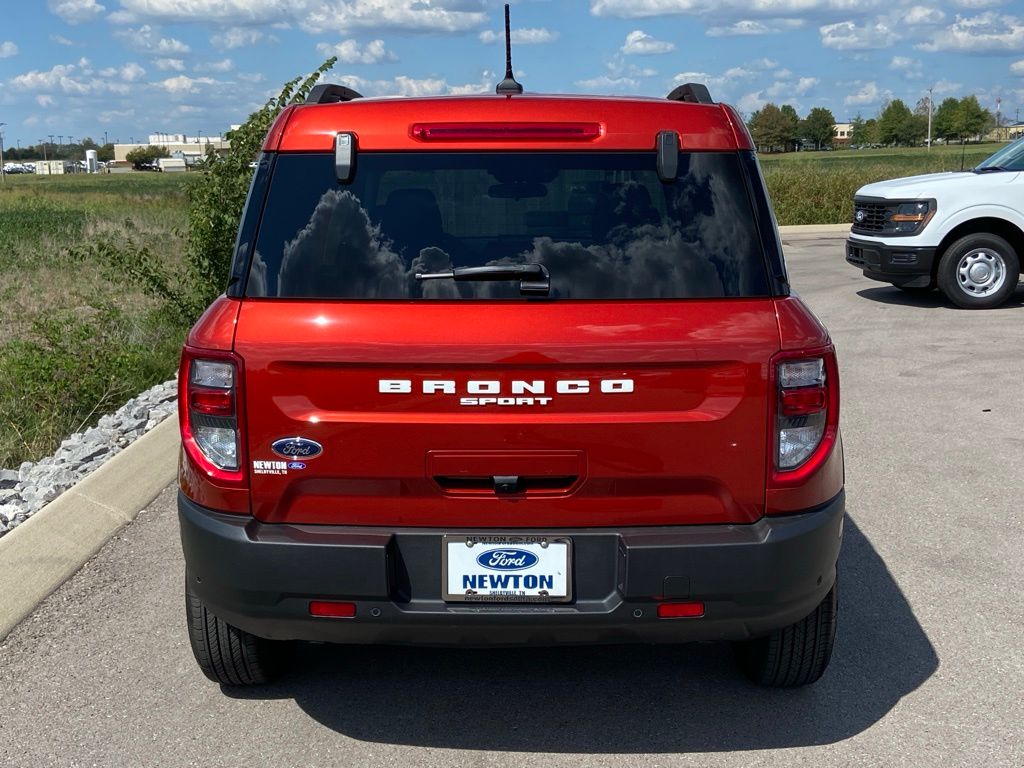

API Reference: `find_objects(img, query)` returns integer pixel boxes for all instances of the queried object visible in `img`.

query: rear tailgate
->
[234,300,780,527]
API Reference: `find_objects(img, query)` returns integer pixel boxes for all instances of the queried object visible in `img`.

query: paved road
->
[3,235,1023,767]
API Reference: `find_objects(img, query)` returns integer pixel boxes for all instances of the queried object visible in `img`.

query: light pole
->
[0,123,6,183]
[39,138,47,162]
[926,87,933,150]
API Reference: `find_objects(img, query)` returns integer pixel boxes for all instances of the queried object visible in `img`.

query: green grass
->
[760,143,998,226]
[0,173,190,468]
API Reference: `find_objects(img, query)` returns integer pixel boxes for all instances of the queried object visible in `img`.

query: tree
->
[849,114,869,145]
[801,106,837,149]
[780,104,800,151]
[125,145,170,165]
[958,95,993,141]
[97,143,115,162]
[877,99,916,146]
[748,103,793,152]
[933,97,960,141]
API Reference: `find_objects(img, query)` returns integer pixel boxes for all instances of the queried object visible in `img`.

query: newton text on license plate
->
[443,535,571,603]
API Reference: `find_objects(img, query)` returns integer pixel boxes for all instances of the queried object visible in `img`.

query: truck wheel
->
[734,583,837,687]
[937,233,1020,309]
[186,576,281,685]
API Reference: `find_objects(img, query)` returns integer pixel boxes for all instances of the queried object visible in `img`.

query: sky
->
[2,0,1024,147]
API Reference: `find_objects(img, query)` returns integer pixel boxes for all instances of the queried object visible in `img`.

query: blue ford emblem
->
[477,548,539,571]
[854,209,866,223]
[287,461,306,470]
[271,437,323,459]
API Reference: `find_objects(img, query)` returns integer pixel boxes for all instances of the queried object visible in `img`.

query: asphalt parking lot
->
[2,233,1022,767]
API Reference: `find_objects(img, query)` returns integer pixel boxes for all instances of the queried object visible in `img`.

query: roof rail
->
[667,83,714,105]
[306,83,364,105]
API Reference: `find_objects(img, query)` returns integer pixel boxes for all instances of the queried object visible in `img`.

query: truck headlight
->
[890,201,934,234]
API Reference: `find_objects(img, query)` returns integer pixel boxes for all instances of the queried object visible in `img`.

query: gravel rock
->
[0,377,178,540]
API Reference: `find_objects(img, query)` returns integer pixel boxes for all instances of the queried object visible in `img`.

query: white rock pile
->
[0,378,178,538]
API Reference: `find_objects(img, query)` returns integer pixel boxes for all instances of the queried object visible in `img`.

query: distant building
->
[113,126,239,164]
[833,123,853,144]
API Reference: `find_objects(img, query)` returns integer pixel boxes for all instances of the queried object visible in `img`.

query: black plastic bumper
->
[846,237,936,287]
[178,490,844,646]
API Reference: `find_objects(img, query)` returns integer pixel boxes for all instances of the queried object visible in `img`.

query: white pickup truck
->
[846,139,1024,308]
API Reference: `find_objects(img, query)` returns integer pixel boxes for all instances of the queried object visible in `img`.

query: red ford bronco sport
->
[177,74,844,688]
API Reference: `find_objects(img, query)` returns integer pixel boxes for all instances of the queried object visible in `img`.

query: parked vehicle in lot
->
[847,138,1024,308]
[177,76,845,689]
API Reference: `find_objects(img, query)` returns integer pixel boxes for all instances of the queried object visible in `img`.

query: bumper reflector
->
[309,601,356,618]
[657,601,705,619]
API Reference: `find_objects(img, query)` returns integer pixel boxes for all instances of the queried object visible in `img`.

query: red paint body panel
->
[185,296,241,351]
[232,300,782,527]
[277,96,741,153]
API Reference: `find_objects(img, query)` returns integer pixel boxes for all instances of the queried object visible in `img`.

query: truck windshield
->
[245,152,770,300]
[975,137,1024,172]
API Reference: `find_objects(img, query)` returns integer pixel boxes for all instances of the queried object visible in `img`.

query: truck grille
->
[852,202,888,233]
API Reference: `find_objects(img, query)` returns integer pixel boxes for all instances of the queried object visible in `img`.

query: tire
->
[734,583,837,688]
[937,233,1020,309]
[185,575,281,686]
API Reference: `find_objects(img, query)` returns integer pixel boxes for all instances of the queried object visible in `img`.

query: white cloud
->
[620,29,674,54]
[316,39,396,64]
[159,75,218,95]
[1012,59,1024,75]
[115,25,191,55]
[592,0,884,18]
[890,55,923,79]
[195,58,234,73]
[575,75,640,91]
[37,95,55,107]
[820,20,899,50]
[0,41,17,58]
[115,0,486,34]
[8,61,132,96]
[844,81,890,106]
[48,0,105,24]
[210,27,270,50]
[480,27,558,45]
[99,62,147,81]
[707,19,803,36]
[917,12,1024,53]
[154,58,185,71]
[332,71,495,97]
[903,6,945,24]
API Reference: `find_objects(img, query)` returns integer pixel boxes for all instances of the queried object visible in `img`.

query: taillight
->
[771,350,839,483]
[180,349,246,483]
[410,122,603,141]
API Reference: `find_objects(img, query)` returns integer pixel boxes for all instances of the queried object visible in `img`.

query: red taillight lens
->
[189,388,234,416]
[410,122,603,142]
[309,601,356,618]
[182,355,241,474]
[657,602,705,619]
[779,386,826,416]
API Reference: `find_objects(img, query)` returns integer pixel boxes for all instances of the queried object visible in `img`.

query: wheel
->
[185,575,281,685]
[937,233,1020,309]
[895,284,934,294]
[734,583,837,687]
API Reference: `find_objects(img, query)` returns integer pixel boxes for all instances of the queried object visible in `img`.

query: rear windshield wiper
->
[415,264,550,296]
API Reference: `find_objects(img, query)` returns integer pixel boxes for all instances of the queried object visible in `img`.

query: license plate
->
[442,535,572,603]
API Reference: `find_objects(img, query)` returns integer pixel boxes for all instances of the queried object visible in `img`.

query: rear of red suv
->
[177,84,844,688]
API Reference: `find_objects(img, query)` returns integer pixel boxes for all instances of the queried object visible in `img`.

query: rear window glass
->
[246,152,769,300]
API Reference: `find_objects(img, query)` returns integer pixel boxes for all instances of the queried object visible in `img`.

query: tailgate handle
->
[432,474,579,495]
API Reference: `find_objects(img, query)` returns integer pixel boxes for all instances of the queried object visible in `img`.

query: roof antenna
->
[495,3,523,96]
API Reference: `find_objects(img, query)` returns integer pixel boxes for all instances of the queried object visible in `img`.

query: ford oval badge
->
[477,548,539,571]
[271,437,323,460]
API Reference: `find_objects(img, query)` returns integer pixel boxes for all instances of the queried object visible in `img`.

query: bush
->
[0,305,183,467]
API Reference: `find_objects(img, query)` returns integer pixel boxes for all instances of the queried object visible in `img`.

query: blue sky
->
[2,0,1024,146]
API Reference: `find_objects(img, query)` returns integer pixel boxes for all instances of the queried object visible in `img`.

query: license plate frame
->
[442,534,573,603]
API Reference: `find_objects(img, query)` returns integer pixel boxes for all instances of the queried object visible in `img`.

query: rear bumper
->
[178,490,844,646]
[846,237,936,287]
